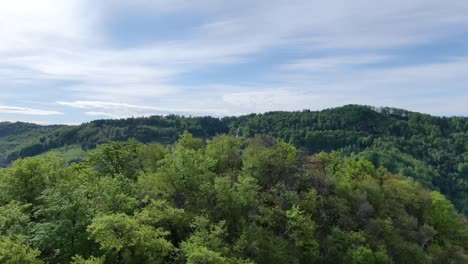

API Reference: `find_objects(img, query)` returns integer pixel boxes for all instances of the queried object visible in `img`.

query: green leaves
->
[87,213,174,264]
[0,157,65,205]
[242,135,297,188]
[0,202,31,237]
[136,200,191,245]
[31,177,96,263]
[344,246,376,264]
[177,131,204,151]
[71,255,105,264]
[180,217,254,264]
[430,191,468,245]
[0,132,467,263]
[286,205,319,263]
[0,236,43,264]
[88,140,141,179]
[206,135,241,173]
[139,138,216,208]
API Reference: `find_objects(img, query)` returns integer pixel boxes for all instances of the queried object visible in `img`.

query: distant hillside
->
[0,105,467,213]
[0,122,64,166]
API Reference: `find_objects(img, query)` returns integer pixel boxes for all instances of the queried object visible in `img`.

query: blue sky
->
[1,0,468,124]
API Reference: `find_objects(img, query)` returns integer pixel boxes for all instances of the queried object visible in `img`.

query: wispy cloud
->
[281,55,389,71]
[0,106,63,116]
[57,100,231,117]
[222,89,321,113]
[1,0,468,122]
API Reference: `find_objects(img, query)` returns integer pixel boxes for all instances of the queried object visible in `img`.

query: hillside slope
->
[0,122,63,166]
[1,105,467,213]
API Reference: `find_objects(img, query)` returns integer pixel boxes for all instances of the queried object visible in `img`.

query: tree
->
[0,236,43,264]
[138,135,216,208]
[136,199,192,245]
[180,217,253,264]
[87,213,174,264]
[430,191,462,243]
[344,246,376,264]
[71,255,105,264]
[0,202,31,237]
[206,135,241,173]
[88,140,141,180]
[89,175,138,215]
[137,143,168,174]
[0,157,65,205]
[31,177,97,263]
[177,131,203,151]
[285,205,320,263]
[322,228,368,263]
[242,136,297,188]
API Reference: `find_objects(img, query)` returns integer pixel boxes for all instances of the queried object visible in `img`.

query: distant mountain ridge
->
[1,105,466,162]
[1,104,467,213]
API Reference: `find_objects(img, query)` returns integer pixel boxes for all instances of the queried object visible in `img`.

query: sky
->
[1,0,468,124]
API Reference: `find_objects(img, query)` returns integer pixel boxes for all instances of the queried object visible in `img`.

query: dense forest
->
[1,105,467,214]
[0,133,466,263]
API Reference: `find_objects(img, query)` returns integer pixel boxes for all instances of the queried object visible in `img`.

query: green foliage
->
[178,131,204,150]
[206,135,241,173]
[137,143,168,173]
[234,224,290,264]
[345,246,376,264]
[89,175,138,215]
[0,132,466,263]
[0,202,31,237]
[0,157,66,205]
[71,255,105,264]
[358,145,438,188]
[87,213,174,264]
[139,138,216,208]
[430,191,468,245]
[88,140,142,179]
[135,199,192,245]
[242,135,297,187]
[0,122,61,164]
[40,145,89,163]
[31,175,96,263]
[285,205,319,263]
[2,105,467,214]
[0,236,43,264]
[181,217,254,264]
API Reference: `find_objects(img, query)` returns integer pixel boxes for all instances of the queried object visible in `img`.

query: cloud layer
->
[1,0,468,123]
[0,106,63,116]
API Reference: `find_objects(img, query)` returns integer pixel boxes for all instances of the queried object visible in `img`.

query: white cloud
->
[1,0,468,120]
[57,100,231,118]
[5,0,466,87]
[282,55,389,71]
[85,111,122,119]
[271,56,468,116]
[397,96,468,116]
[0,0,94,53]
[222,89,322,113]
[0,106,63,116]
[65,84,178,101]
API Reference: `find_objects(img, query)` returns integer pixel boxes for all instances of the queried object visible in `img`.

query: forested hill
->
[0,122,63,166]
[0,133,467,263]
[1,104,467,213]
